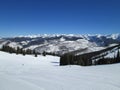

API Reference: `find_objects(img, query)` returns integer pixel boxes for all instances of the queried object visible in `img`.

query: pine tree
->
[69,54,74,65]
[9,46,13,54]
[35,52,37,57]
[16,47,20,54]
[116,49,120,63]
[1,45,5,51]
[33,50,38,57]
[60,54,68,65]
[42,51,46,56]
[22,50,26,56]
[26,49,32,54]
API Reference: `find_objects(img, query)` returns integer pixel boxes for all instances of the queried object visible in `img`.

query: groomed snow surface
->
[0,51,120,90]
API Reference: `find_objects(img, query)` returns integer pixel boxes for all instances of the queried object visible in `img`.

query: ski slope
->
[0,51,120,90]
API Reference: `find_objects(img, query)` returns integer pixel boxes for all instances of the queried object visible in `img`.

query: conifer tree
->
[1,45,5,51]
[33,50,38,57]
[16,47,20,54]
[116,50,120,63]
[26,49,32,54]
[42,51,46,56]
[35,52,37,57]
[22,50,26,56]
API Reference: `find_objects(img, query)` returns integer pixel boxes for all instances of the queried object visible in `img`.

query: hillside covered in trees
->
[60,44,120,66]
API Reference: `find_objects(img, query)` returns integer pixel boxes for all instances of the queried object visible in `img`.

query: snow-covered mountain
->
[0,34,120,55]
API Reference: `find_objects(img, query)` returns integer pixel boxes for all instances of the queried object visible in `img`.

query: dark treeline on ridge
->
[0,45,59,57]
[0,45,47,57]
[60,44,120,66]
[0,45,61,57]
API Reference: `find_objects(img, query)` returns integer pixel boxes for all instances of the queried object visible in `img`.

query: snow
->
[0,51,120,90]
[0,42,5,49]
[25,44,44,50]
[16,33,120,40]
[8,42,23,49]
[34,39,97,54]
[21,41,30,45]
[59,37,65,41]
[107,33,120,40]
[0,40,10,49]
[105,48,120,58]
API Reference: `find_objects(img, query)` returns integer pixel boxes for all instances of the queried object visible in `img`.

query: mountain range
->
[0,34,120,55]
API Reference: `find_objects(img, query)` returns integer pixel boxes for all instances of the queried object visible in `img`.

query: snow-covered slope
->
[0,34,120,55]
[0,51,120,90]
[35,39,97,55]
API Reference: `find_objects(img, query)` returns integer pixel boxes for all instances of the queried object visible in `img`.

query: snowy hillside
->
[0,34,120,55]
[0,51,120,90]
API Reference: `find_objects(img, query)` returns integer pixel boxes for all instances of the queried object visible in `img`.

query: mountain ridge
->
[0,34,120,55]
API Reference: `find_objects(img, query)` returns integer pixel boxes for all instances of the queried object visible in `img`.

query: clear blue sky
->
[0,0,120,37]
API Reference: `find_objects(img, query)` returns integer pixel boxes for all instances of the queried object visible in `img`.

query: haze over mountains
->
[0,34,120,55]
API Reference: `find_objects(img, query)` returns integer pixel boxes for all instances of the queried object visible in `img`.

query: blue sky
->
[0,0,120,37]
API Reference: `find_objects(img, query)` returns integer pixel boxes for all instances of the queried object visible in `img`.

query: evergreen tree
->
[33,49,35,54]
[26,49,32,54]
[22,50,26,56]
[69,54,74,64]
[42,51,46,56]
[60,54,68,65]
[77,56,83,65]
[116,50,120,63]
[33,50,38,57]
[20,48,23,54]
[1,45,5,51]
[16,47,20,54]
[35,52,38,57]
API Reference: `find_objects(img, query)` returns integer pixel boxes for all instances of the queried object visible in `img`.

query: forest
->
[60,44,120,66]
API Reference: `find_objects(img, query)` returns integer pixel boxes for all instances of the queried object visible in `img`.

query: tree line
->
[0,45,47,57]
[0,45,60,57]
[60,44,120,66]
